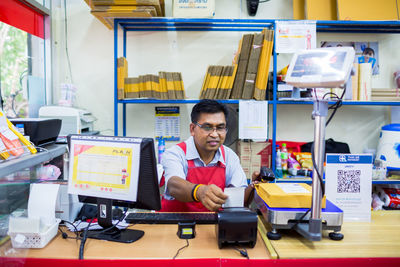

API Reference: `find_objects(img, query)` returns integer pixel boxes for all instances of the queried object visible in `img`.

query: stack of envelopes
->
[118,57,186,100]
[199,29,274,100]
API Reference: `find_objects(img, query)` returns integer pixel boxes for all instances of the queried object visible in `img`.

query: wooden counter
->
[0,223,270,260]
[268,211,400,259]
[0,211,399,267]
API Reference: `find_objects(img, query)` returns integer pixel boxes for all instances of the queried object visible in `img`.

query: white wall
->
[52,0,399,154]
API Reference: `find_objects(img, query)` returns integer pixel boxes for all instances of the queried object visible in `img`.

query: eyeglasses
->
[195,122,228,134]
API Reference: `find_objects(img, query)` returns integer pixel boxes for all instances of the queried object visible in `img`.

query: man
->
[160,99,259,212]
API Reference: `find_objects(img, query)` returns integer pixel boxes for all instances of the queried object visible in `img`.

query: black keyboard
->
[124,212,218,224]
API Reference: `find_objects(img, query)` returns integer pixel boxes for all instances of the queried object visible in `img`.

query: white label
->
[277,183,309,194]
[0,127,19,141]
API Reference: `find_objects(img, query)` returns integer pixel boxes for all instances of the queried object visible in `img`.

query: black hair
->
[191,99,228,123]
[363,47,375,56]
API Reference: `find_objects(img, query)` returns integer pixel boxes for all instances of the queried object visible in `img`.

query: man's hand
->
[196,184,228,211]
[250,171,261,188]
[251,167,275,186]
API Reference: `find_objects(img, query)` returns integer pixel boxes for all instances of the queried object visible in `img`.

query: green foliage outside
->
[0,22,28,118]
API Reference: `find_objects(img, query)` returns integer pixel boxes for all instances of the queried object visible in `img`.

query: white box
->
[8,219,61,249]
[173,0,215,18]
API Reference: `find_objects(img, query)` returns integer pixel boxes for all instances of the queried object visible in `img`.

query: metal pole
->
[308,100,328,237]
[311,114,326,218]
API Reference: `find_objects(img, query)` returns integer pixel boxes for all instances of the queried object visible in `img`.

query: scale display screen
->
[285,47,355,88]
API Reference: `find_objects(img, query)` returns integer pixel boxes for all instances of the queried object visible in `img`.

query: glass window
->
[0,22,46,118]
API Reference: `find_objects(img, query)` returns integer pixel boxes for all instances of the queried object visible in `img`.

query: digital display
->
[291,51,346,77]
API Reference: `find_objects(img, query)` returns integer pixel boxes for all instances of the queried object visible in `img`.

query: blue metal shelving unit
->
[114,18,274,137]
[113,18,400,184]
[269,20,400,173]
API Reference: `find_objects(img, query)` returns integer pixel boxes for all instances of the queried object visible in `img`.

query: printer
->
[9,118,62,146]
[39,106,98,141]
[216,207,258,248]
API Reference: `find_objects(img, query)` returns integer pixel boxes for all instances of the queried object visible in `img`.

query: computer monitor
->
[67,134,161,243]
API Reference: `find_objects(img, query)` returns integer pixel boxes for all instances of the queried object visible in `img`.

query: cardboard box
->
[306,0,337,20]
[255,183,326,208]
[238,140,271,179]
[337,0,398,20]
[173,0,215,18]
[250,141,271,168]
[237,140,251,156]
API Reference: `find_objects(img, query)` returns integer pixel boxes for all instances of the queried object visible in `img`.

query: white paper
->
[277,183,309,194]
[155,107,180,141]
[67,219,129,232]
[276,20,316,53]
[223,187,245,208]
[358,63,372,101]
[239,100,268,140]
[325,154,373,222]
[28,183,60,226]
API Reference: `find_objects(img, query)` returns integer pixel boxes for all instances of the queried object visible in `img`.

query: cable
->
[290,208,311,231]
[324,88,345,127]
[79,216,95,260]
[58,227,81,241]
[59,220,80,240]
[172,239,189,259]
[311,142,325,197]
[63,220,80,235]
[233,247,249,259]
[96,208,128,234]
[64,0,74,84]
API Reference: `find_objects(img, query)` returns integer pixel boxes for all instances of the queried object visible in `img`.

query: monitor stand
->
[85,198,144,243]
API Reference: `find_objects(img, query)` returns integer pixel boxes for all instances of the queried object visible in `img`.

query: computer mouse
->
[112,208,124,220]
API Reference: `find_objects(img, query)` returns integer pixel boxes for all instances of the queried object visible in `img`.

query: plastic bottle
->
[275,145,283,178]
[157,137,165,164]
[281,143,288,176]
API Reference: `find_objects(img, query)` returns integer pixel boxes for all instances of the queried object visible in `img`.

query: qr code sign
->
[337,170,361,193]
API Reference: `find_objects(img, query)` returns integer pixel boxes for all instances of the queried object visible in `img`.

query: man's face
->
[190,112,227,155]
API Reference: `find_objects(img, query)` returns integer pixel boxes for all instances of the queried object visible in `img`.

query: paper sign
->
[239,100,268,140]
[155,106,180,141]
[325,154,373,222]
[276,20,316,53]
[223,187,245,208]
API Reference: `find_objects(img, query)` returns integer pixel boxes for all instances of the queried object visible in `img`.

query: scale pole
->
[309,100,328,237]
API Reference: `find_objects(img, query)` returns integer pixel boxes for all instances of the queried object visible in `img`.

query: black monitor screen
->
[67,135,161,243]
